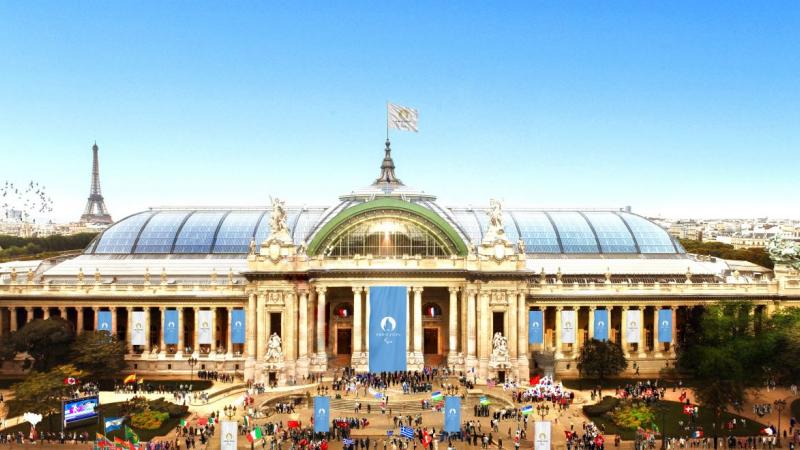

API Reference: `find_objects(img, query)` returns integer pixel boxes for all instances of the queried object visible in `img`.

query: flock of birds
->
[1,181,54,222]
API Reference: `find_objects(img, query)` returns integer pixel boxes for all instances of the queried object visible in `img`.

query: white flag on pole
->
[387,103,418,132]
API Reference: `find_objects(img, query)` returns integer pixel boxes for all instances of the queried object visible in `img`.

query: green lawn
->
[585,399,766,440]
[563,378,697,391]
[3,399,188,442]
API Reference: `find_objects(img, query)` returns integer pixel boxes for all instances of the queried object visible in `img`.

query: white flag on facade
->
[131,311,146,346]
[534,421,552,450]
[220,421,237,450]
[561,309,576,344]
[626,309,642,344]
[198,310,213,345]
[387,103,418,132]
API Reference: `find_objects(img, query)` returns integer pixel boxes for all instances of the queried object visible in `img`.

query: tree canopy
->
[70,331,126,379]
[11,318,75,371]
[0,232,98,262]
[8,365,86,418]
[679,239,773,269]
[577,339,628,380]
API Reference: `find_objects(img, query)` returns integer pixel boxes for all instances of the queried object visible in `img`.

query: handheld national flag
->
[180,418,187,427]
[422,431,432,448]
[692,430,704,438]
[123,374,136,384]
[288,420,300,429]
[113,437,125,448]
[520,405,533,416]
[343,438,354,446]
[387,103,419,133]
[247,427,263,443]
[479,396,490,406]
[400,425,415,439]
[594,435,605,447]
[124,426,139,445]
[242,416,250,428]
[104,417,124,432]
[96,433,111,448]
[431,391,443,402]
[529,375,541,386]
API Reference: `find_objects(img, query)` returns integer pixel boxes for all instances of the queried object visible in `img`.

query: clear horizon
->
[1,2,798,223]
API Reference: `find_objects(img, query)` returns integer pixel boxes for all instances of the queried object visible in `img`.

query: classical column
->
[92,306,100,330]
[143,307,151,351]
[226,307,233,356]
[75,307,84,334]
[447,287,458,357]
[588,306,596,340]
[554,306,563,358]
[412,287,423,357]
[126,306,134,353]
[257,294,267,360]
[246,294,256,359]
[0,308,5,337]
[210,308,218,352]
[478,290,490,378]
[620,306,630,356]
[110,307,118,334]
[159,307,166,354]
[638,307,647,357]
[352,287,363,358]
[26,306,33,323]
[653,307,661,356]
[466,288,477,371]
[10,307,18,332]
[516,292,529,378]
[177,307,185,354]
[315,287,327,362]
[365,288,370,353]
[669,306,678,357]
[43,307,51,320]
[284,291,296,362]
[193,307,200,355]
[297,290,309,367]
[507,291,517,360]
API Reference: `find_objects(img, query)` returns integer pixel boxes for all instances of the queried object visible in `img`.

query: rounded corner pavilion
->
[1,141,795,384]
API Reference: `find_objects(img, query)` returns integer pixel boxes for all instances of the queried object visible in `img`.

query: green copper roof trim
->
[307,198,468,256]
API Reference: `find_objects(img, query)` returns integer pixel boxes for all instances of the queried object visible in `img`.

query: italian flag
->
[243,416,250,427]
[247,427,263,443]
[180,419,187,427]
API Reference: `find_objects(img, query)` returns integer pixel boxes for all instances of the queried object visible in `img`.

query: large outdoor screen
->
[62,396,99,428]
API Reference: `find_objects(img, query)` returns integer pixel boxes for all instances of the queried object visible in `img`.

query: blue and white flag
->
[444,397,461,433]
[164,309,179,345]
[529,310,543,344]
[400,425,415,439]
[658,309,673,343]
[104,417,124,432]
[231,309,246,344]
[343,438,354,446]
[593,309,609,341]
[313,397,330,433]
[97,311,112,332]
[369,286,407,373]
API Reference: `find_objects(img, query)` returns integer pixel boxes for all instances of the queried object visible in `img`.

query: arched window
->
[323,216,452,258]
[424,303,442,318]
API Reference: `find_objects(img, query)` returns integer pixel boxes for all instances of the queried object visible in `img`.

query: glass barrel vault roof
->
[88,204,683,256]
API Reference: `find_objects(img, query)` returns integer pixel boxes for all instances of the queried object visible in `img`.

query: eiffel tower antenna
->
[80,141,113,224]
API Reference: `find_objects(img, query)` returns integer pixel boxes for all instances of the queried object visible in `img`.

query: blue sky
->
[1,2,798,222]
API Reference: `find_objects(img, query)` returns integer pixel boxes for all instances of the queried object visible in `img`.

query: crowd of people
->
[195,370,236,383]
[615,380,666,404]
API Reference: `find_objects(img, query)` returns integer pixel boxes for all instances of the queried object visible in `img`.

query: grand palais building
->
[1,142,799,384]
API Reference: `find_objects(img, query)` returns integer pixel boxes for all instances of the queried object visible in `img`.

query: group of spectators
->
[616,380,666,404]
[195,370,236,383]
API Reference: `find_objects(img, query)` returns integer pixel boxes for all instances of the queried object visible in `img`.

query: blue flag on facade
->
[313,396,330,433]
[444,396,461,432]
[97,311,112,332]
[231,309,246,344]
[104,417,124,432]
[164,309,179,345]
[593,309,609,341]
[529,310,543,344]
[658,309,673,343]
[369,286,407,373]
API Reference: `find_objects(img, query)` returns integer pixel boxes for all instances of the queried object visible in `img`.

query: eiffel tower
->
[80,142,113,224]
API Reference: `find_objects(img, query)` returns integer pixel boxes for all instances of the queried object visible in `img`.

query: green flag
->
[124,426,139,445]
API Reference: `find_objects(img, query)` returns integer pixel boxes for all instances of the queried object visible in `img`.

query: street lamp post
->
[774,399,786,447]
[536,404,549,422]
[188,357,198,384]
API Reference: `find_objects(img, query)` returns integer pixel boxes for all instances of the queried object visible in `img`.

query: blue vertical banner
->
[658,309,673,343]
[368,286,407,373]
[97,311,112,332]
[593,309,609,341]
[164,309,179,345]
[444,397,461,433]
[231,309,246,344]
[313,397,330,433]
[529,310,543,344]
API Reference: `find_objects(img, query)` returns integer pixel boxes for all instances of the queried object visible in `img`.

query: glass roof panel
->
[213,211,264,254]
[94,212,153,254]
[292,209,326,244]
[449,210,483,245]
[618,212,677,253]
[548,211,599,253]
[583,212,637,253]
[133,211,190,253]
[512,211,561,253]
[173,211,226,253]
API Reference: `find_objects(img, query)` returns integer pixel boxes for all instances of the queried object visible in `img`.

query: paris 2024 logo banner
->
[369,286,408,372]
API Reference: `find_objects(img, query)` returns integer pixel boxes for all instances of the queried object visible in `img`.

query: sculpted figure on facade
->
[766,235,800,270]
[265,332,283,362]
[270,198,288,235]
[491,332,509,361]
[486,199,506,238]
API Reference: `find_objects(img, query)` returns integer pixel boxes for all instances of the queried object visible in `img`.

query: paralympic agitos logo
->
[375,316,401,344]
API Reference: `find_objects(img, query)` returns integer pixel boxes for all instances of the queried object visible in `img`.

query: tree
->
[70,331,126,379]
[13,318,75,371]
[8,365,86,426]
[577,339,627,381]
[0,332,17,362]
